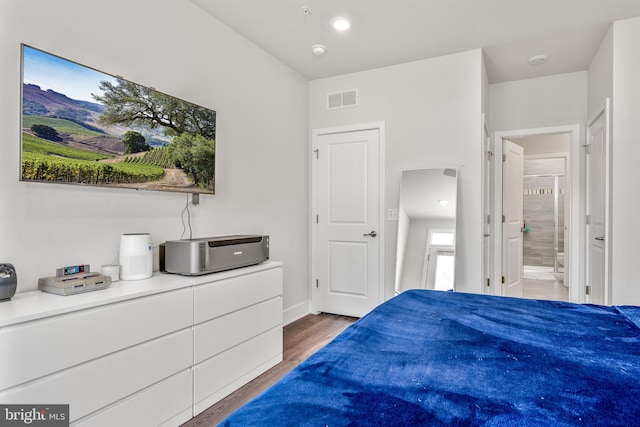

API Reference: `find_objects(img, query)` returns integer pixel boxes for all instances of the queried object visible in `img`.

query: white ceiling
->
[190,0,640,83]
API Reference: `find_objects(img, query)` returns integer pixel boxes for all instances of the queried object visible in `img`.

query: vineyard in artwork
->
[123,147,174,168]
[21,135,164,184]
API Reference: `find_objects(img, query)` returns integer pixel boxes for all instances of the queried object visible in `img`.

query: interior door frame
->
[491,124,582,302]
[310,121,386,315]
[482,114,493,295]
[585,99,611,305]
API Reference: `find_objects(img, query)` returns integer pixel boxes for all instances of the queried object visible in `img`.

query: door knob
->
[363,231,377,237]
[595,236,605,241]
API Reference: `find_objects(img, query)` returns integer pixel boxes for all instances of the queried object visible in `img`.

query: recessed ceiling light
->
[438,200,449,206]
[332,17,351,31]
[528,55,548,65]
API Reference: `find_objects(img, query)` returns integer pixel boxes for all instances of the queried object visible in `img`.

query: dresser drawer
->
[74,369,192,427]
[0,287,192,391]
[0,328,192,423]
[193,326,282,414]
[194,296,282,364]
[193,267,282,324]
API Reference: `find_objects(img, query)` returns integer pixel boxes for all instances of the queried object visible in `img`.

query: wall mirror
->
[394,168,458,294]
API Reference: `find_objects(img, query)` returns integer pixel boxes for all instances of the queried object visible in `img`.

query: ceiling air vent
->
[327,89,358,110]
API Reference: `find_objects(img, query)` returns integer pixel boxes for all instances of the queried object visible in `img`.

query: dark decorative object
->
[0,264,17,301]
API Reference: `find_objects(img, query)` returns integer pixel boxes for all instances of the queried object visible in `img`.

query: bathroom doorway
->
[509,134,570,302]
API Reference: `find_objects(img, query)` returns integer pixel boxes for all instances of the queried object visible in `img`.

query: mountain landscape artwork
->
[20,45,216,194]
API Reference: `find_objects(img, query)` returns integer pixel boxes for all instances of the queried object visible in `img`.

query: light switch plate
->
[387,208,399,221]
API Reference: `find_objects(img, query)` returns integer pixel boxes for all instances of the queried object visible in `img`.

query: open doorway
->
[490,125,581,303]
[510,134,570,301]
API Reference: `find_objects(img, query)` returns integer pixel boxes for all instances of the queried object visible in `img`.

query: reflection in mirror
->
[394,168,458,294]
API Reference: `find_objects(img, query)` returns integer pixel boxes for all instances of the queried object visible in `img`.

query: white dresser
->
[0,262,283,426]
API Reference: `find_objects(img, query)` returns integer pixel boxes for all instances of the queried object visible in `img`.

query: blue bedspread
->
[220,290,640,426]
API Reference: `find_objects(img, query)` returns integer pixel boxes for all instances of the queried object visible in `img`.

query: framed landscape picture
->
[20,45,216,194]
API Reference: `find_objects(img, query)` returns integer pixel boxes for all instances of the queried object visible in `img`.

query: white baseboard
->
[282,301,310,326]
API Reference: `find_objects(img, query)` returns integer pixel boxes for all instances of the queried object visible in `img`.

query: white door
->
[315,128,382,317]
[586,101,610,305]
[502,140,524,297]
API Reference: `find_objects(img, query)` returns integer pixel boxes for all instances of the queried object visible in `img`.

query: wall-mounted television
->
[20,45,216,194]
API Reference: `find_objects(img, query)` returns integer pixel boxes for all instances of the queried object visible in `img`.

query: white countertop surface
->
[0,261,282,327]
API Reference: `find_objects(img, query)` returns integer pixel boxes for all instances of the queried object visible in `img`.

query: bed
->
[220,289,640,426]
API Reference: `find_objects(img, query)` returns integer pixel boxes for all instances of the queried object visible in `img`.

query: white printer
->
[161,235,269,276]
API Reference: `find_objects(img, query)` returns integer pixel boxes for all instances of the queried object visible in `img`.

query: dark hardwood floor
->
[181,313,358,427]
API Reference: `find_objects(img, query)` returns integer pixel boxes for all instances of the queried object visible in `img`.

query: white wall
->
[489,72,588,132]
[611,16,640,304]
[0,0,310,320]
[309,49,485,298]
[588,27,613,118]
